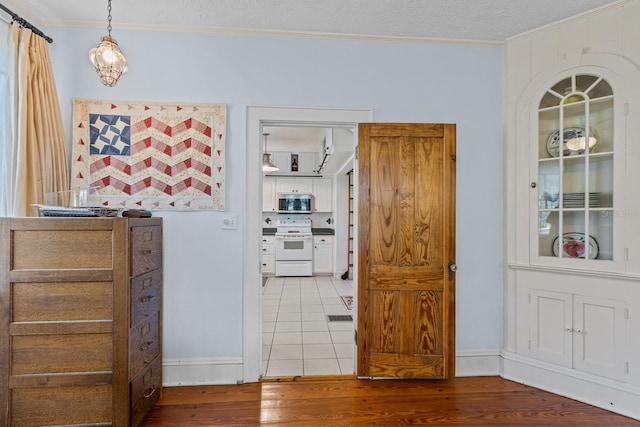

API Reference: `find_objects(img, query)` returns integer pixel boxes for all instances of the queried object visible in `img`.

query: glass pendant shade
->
[90,36,128,87]
[262,133,279,172]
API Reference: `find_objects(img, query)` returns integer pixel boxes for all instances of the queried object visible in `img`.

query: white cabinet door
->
[313,178,332,212]
[573,295,627,381]
[262,177,276,212]
[261,235,275,274]
[272,152,291,173]
[298,152,319,173]
[530,289,573,368]
[313,236,334,274]
[276,177,313,193]
[529,289,627,380]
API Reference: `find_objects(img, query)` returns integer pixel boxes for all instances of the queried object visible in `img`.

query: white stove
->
[275,218,313,277]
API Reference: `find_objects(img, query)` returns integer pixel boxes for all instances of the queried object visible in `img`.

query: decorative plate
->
[546,126,587,157]
[552,232,599,259]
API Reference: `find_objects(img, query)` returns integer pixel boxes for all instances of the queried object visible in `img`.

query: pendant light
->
[262,133,279,172]
[89,0,128,87]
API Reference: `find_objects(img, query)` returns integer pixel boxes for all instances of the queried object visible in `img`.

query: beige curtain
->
[7,26,68,216]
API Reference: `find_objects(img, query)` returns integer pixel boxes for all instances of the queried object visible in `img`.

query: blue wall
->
[47,26,504,367]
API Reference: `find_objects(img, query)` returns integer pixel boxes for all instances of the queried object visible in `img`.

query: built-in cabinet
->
[529,289,627,381]
[276,177,313,194]
[313,235,334,274]
[262,178,277,212]
[312,178,332,212]
[511,64,633,384]
[505,11,640,417]
[262,176,333,213]
[261,235,275,274]
[0,217,163,427]
[270,151,319,174]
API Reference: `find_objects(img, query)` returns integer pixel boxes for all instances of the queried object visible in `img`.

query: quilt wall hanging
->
[71,99,226,210]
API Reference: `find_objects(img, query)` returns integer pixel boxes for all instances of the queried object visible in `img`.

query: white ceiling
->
[4,0,622,43]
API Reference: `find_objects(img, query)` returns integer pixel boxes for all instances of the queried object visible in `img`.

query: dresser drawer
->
[130,355,162,427]
[129,312,160,378]
[131,225,162,277]
[131,270,162,327]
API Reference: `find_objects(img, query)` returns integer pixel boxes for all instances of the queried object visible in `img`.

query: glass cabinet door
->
[536,74,614,263]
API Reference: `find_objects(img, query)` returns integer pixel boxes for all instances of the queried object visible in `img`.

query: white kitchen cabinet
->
[262,177,277,212]
[272,152,291,173]
[313,178,332,212]
[261,235,275,275]
[276,177,313,194]
[313,235,333,274]
[298,152,319,173]
[529,289,627,381]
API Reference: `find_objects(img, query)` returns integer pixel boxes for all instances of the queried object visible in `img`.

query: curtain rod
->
[0,3,53,43]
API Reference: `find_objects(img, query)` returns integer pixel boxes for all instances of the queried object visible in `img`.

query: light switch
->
[221,214,238,229]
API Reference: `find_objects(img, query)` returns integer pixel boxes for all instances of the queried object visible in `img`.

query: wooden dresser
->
[0,217,163,427]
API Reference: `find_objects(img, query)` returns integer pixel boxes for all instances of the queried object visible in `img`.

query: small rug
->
[341,295,353,311]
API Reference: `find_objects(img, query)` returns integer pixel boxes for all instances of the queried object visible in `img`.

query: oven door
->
[275,234,313,261]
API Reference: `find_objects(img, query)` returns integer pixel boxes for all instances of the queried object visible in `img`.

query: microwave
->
[277,193,314,213]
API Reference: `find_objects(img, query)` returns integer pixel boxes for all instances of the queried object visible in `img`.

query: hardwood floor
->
[139,376,639,426]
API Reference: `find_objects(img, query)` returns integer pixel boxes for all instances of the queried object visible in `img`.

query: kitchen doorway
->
[260,125,355,377]
[244,106,373,382]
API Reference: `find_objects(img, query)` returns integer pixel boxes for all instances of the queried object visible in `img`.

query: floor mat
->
[341,295,353,311]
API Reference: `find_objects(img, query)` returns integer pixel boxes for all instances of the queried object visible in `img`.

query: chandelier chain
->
[107,0,112,36]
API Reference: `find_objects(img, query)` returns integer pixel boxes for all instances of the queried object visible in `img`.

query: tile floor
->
[262,275,355,377]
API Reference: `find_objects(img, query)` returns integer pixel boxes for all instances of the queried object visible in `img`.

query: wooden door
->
[357,123,456,379]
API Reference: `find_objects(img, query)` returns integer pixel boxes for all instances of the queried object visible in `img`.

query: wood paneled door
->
[357,123,456,379]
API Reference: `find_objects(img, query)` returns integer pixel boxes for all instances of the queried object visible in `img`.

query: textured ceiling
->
[3,0,622,43]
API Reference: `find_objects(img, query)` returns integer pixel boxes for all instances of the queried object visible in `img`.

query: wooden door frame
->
[244,106,372,382]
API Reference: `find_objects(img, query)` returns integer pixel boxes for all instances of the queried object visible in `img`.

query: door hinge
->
[528,293,531,304]
[625,307,629,320]
[624,248,629,262]
[625,361,629,374]
[354,330,358,344]
[528,340,531,350]
[624,102,630,116]
[355,145,359,160]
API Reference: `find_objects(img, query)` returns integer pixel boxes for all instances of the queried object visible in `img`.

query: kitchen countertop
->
[262,228,334,235]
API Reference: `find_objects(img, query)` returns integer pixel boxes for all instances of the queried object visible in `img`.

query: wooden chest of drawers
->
[0,217,163,426]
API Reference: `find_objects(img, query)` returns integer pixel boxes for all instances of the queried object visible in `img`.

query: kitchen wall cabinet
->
[269,151,318,174]
[0,217,163,427]
[263,176,277,212]
[313,235,334,274]
[261,235,275,274]
[276,177,313,194]
[313,178,332,212]
[272,152,291,173]
[298,152,319,173]
[529,289,627,381]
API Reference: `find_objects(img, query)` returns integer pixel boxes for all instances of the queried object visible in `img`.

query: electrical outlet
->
[221,214,238,230]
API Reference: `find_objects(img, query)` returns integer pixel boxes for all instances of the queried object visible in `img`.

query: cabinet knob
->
[530,182,537,188]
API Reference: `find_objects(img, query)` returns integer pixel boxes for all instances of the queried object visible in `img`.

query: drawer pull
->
[140,295,155,303]
[143,249,155,255]
[144,387,158,399]
[140,341,154,351]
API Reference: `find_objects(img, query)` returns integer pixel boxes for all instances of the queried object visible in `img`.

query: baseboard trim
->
[162,350,501,386]
[456,349,502,376]
[501,351,640,420]
[163,358,244,386]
